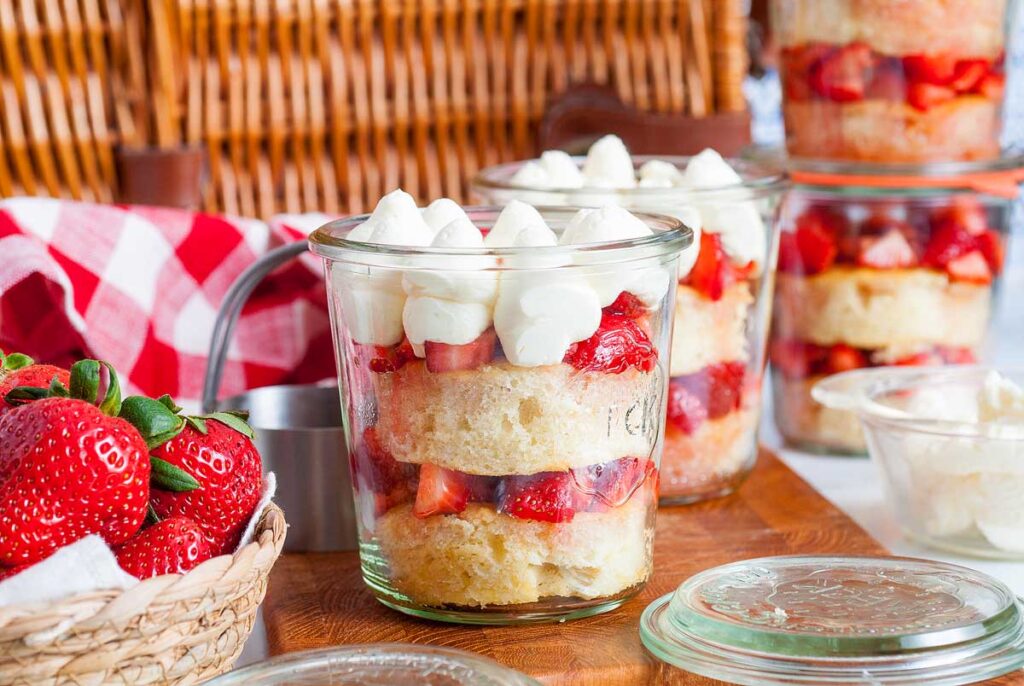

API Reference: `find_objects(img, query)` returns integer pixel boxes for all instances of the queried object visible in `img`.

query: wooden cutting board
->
[261,450,1023,684]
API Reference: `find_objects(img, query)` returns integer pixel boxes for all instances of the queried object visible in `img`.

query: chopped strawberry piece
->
[946,250,993,284]
[856,229,917,269]
[949,60,989,92]
[865,60,907,100]
[771,339,826,379]
[573,457,655,511]
[498,471,579,523]
[351,426,417,513]
[922,220,977,268]
[781,43,834,100]
[977,73,1005,99]
[687,233,728,300]
[903,53,958,85]
[776,232,803,274]
[826,344,868,373]
[931,198,988,236]
[975,229,1004,273]
[792,221,838,274]
[893,351,941,367]
[424,328,496,373]
[907,82,956,111]
[810,43,874,102]
[604,291,647,319]
[704,362,746,418]
[666,380,708,435]
[413,464,470,518]
[563,312,657,374]
[368,340,417,373]
[938,347,977,364]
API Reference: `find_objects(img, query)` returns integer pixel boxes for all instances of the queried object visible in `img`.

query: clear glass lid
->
[641,555,1024,685]
[203,645,540,686]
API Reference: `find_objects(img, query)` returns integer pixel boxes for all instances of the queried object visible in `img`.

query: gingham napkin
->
[0,197,335,410]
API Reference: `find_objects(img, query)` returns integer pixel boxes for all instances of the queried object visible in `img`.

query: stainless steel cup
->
[202,241,357,552]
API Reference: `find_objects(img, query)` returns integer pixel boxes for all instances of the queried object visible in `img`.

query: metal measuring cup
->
[202,241,357,552]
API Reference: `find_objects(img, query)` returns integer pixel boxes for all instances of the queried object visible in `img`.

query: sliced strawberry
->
[938,346,977,364]
[826,344,868,373]
[856,229,917,269]
[949,60,989,92]
[777,231,803,274]
[922,220,977,268]
[946,250,993,284]
[907,82,956,111]
[893,351,940,366]
[975,229,1004,273]
[771,339,826,379]
[572,457,655,511]
[424,328,496,373]
[977,73,1005,99]
[903,53,958,85]
[368,340,417,373]
[705,362,746,418]
[413,464,470,518]
[781,43,834,100]
[604,291,647,319]
[352,426,417,513]
[810,43,874,102]
[563,312,657,374]
[865,60,907,100]
[794,221,838,274]
[498,471,578,523]
[687,232,730,300]
[931,199,988,236]
[666,379,708,435]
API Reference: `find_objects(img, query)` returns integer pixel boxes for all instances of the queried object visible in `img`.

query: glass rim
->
[308,205,693,262]
[812,366,1024,441]
[470,155,789,199]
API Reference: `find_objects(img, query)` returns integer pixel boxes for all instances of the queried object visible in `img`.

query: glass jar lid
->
[203,645,541,686]
[641,555,1024,685]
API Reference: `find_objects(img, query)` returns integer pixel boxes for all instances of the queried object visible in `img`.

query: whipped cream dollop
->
[343,192,675,366]
[337,189,434,345]
[901,371,1024,553]
[508,137,765,271]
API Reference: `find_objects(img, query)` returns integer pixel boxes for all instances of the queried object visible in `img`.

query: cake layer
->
[671,282,752,377]
[774,268,991,350]
[661,406,758,497]
[784,98,1001,163]
[374,361,662,475]
[773,374,866,453]
[376,497,653,607]
[775,0,1006,58]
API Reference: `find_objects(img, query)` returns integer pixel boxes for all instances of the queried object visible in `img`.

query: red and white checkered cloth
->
[0,197,337,410]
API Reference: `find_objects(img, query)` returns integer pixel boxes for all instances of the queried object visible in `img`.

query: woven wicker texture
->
[0,503,286,686]
[0,0,747,215]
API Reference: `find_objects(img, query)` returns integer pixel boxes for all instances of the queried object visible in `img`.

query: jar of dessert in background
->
[309,193,693,623]
[773,0,1019,163]
[771,160,1022,453]
[473,137,787,505]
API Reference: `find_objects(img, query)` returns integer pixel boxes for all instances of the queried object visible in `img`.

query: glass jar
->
[771,168,1015,453]
[473,157,786,505]
[309,206,691,624]
[774,0,1018,163]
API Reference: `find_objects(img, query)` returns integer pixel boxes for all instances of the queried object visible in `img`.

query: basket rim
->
[0,501,286,617]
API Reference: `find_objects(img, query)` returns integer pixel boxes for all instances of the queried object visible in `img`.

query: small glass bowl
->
[205,645,540,685]
[814,366,1024,559]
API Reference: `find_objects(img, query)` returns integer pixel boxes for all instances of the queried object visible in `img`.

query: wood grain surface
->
[262,450,1023,685]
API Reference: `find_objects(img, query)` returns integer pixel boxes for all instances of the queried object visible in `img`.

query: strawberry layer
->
[351,433,657,526]
[666,361,750,436]
[770,339,976,381]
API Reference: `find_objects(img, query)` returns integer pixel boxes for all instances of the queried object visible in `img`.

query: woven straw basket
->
[0,503,286,686]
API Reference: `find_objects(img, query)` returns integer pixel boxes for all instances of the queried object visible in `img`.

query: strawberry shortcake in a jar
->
[473,137,785,504]
[775,0,1010,162]
[310,191,692,623]
[771,182,1012,453]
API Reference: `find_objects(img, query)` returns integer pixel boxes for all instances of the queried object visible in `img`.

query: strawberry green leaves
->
[0,351,34,372]
[119,396,187,449]
[150,456,201,492]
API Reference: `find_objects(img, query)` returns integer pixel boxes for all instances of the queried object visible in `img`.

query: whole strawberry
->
[0,351,69,415]
[148,413,262,554]
[0,361,150,565]
[115,515,214,579]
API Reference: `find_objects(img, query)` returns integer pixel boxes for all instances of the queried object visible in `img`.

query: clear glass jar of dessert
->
[472,138,786,505]
[774,0,1016,163]
[309,192,692,624]
[771,161,1018,453]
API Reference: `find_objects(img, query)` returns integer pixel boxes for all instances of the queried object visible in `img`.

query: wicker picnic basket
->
[0,0,748,216]
[0,503,286,686]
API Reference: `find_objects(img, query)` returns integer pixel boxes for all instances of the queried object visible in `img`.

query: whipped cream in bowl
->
[814,366,1024,558]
